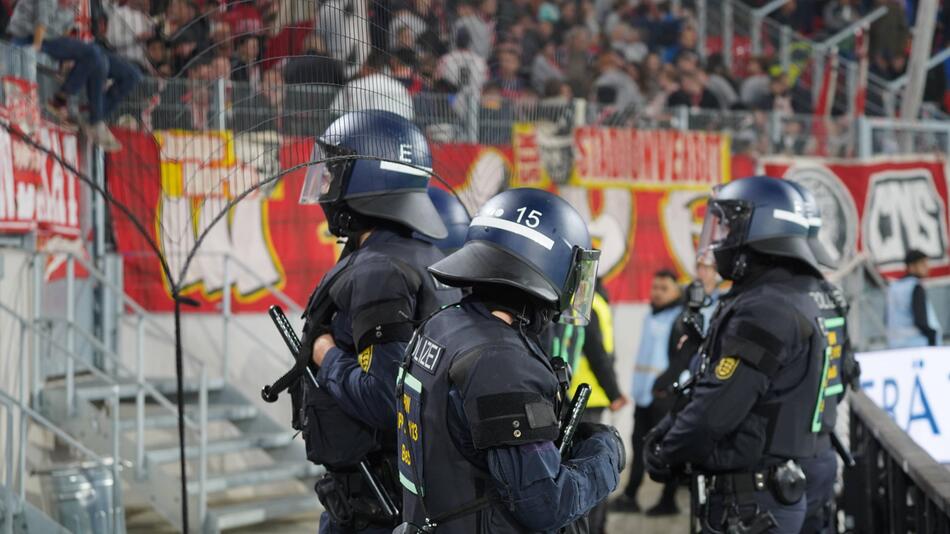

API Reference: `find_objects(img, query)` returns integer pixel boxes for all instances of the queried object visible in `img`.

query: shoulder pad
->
[469,392,559,449]
[333,257,424,351]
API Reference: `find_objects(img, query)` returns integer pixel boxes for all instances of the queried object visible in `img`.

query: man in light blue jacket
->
[613,269,683,514]
[887,249,943,348]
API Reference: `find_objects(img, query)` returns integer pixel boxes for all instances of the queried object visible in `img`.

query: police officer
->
[790,182,860,534]
[300,110,462,533]
[395,188,625,533]
[644,176,830,533]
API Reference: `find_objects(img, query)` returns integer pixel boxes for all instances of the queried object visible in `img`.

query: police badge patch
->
[715,356,740,380]
[359,346,373,372]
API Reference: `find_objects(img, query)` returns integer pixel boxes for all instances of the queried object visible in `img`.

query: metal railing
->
[844,391,950,532]
[0,303,125,534]
[13,251,210,530]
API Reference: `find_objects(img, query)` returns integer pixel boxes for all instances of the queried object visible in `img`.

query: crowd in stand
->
[0,0,948,150]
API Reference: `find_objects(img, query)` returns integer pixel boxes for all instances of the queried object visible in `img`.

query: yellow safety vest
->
[552,292,614,408]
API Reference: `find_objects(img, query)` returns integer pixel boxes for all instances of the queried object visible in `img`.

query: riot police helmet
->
[697,176,819,280]
[787,181,837,269]
[429,188,601,325]
[299,110,448,240]
[421,187,471,253]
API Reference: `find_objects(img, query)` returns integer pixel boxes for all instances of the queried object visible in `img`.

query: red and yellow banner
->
[107,126,741,309]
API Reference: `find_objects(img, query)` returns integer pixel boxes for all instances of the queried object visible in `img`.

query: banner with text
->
[0,115,82,238]
[106,127,740,310]
[857,347,950,463]
[762,157,950,279]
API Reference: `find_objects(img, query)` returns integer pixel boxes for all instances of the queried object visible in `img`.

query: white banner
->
[857,347,950,463]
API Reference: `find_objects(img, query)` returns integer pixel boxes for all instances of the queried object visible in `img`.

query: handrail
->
[0,390,105,464]
[38,316,202,431]
[66,252,207,369]
[846,391,950,530]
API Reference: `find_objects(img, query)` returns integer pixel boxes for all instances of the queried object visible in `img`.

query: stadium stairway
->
[5,250,324,533]
[41,374,323,533]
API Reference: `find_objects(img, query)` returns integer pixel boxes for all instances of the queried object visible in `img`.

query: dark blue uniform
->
[657,267,826,533]
[397,297,622,533]
[313,228,461,533]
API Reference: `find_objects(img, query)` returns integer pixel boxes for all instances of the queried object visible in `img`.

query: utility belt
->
[317,454,402,530]
[708,460,807,506]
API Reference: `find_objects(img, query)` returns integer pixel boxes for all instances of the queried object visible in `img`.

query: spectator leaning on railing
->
[8,0,131,151]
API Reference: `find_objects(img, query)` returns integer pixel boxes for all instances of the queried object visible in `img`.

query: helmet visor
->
[560,248,601,326]
[697,197,752,261]
[299,142,355,204]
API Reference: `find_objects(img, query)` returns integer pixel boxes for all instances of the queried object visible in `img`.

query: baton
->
[261,305,319,402]
[557,384,592,456]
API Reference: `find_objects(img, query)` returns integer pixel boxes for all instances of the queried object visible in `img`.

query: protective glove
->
[643,416,675,483]
[575,423,626,473]
[681,310,706,346]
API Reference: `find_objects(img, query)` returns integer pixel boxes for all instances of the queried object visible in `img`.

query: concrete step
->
[208,494,319,531]
[145,432,297,464]
[118,403,258,431]
[72,377,226,402]
[187,463,323,494]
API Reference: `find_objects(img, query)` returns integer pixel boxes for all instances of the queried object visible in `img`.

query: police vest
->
[299,230,460,469]
[552,292,614,408]
[806,279,857,436]
[701,270,826,464]
[886,276,943,349]
[397,301,564,533]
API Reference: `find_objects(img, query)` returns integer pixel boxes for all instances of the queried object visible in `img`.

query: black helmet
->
[429,188,601,325]
[299,110,448,240]
[698,176,818,280]
[788,180,837,269]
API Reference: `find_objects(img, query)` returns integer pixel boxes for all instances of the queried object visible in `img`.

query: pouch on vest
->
[299,376,378,469]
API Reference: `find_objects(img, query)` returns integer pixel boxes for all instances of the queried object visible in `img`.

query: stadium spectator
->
[104,0,154,71]
[614,269,683,515]
[162,0,208,75]
[822,0,864,35]
[704,53,739,110]
[869,0,910,60]
[662,24,698,64]
[390,48,425,94]
[282,33,345,86]
[530,40,562,93]
[320,0,371,78]
[562,25,594,99]
[644,65,679,117]
[330,49,414,119]
[887,249,943,348]
[231,34,261,87]
[492,45,526,98]
[8,0,124,150]
[667,71,718,110]
[610,23,648,64]
[388,0,429,51]
[452,0,495,59]
[146,36,173,76]
[741,56,773,108]
[592,50,643,112]
[435,28,489,97]
[261,0,315,71]
[760,71,811,114]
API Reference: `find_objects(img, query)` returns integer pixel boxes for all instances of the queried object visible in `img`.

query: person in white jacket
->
[330,50,414,120]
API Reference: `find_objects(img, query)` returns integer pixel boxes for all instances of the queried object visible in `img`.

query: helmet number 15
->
[516,207,543,228]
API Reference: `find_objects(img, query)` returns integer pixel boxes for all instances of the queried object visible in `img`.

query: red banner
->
[762,157,950,279]
[107,126,745,310]
[0,117,82,238]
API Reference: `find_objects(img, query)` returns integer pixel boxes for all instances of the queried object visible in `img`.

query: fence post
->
[215,78,227,132]
[66,255,75,416]
[3,397,15,534]
[135,316,145,480]
[856,116,872,158]
[222,254,231,381]
[697,0,707,60]
[780,25,791,73]
[198,366,209,528]
[31,253,43,410]
[722,0,734,71]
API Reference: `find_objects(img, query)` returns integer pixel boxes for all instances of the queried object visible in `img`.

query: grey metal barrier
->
[843,391,950,533]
